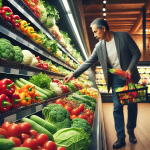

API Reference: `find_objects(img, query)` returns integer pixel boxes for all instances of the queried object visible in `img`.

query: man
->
[64,18,141,149]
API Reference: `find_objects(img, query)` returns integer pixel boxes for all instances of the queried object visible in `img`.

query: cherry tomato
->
[36,133,49,147]
[70,115,77,120]
[7,137,21,147]
[87,119,92,127]
[43,141,57,150]
[23,138,38,150]
[0,128,7,138]
[19,122,31,134]
[57,147,66,150]
[7,124,22,137]
[85,111,91,117]
[78,114,88,120]
[78,104,85,112]
[1,122,11,131]
[64,105,72,114]
[90,115,94,121]
[55,99,63,105]
[71,107,81,116]
[18,133,29,143]
[29,130,38,139]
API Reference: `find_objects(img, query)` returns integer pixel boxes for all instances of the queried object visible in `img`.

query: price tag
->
[27,71,34,76]
[16,36,23,43]
[29,44,34,50]
[36,104,43,112]
[4,114,16,122]
[10,69,19,74]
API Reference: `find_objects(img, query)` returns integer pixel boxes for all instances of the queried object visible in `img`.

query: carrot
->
[109,68,127,78]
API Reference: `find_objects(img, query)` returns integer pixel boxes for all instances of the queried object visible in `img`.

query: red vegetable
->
[43,141,57,150]
[19,122,31,134]
[29,130,38,139]
[0,79,15,95]
[70,115,77,119]
[27,1,36,11]
[1,121,11,131]
[18,133,29,143]
[0,128,7,138]
[109,68,127,79]
[23,138,38,150]
[64,104,72,114]
[78,104,85,112]
[57,147,66,150]
[7,137,21,147]
[78,114,88,120]
[0,94,12,113]
[36,133,48,147]
[71,107,81,116]
[11,15,21,27]
[0,6,13,21]
[33,5,41,18]
[7,124,22,137]
[52,79,60,83]
[9,93,21,109]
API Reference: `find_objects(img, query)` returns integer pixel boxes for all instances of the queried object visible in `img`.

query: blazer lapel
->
[113,32,121,63]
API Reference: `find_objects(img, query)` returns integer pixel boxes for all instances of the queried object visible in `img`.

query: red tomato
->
[19,122,31,134]
[87,119,92,127]
[1,122,11,131]
[57,147,66,150]
[7,137,21,147]
[70,115,77,120]
[90,115,94,121]
[29,130,38,139]
[55,99,63,105]
[78,114,88,120]
[43,141,56,150]
[23,138,38,150]
[18,133,29,143]
[7,124,22,137]
[78,104,85,112]
[0,128,7,138]
[85,111,91,117]
[71,107,81,116]
[36,133,48,147]
[64,105,72,114]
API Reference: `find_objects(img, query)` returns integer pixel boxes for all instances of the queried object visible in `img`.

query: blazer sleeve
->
[124,32,141,72]
[73,46,99,78]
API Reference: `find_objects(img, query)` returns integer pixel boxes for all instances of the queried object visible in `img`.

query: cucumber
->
[43,88,55,97]
[15,79,48,100]
[0,138,14,149]
[19,78,51,98]
[81,95,96,102]
[10,147,31,150]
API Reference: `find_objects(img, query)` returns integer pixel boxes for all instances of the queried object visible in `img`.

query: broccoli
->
[0,38,14,60]
[42,104,72,130]
[71,118,92,138]
[12,46,24,63]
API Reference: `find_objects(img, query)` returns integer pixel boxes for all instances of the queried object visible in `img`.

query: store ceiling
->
[82,0,149,53]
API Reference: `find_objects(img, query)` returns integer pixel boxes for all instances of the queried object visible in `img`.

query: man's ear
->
[102,26,106,32]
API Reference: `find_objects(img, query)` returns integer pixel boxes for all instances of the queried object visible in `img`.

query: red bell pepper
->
[11,15,21,27]
[0,94,12,112]
[33,5,41,18]
[0,79,15,96]
[27,1,36,11]
[37,62,43,68]
[9,93,21,109]
[0,6,13,21]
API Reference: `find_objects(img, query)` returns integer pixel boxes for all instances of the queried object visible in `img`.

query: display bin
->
[114,86,148,105]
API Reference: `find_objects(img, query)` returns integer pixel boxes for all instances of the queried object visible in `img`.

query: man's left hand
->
[126,70,132,76]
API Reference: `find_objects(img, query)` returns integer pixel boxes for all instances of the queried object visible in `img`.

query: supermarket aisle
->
[102,103,150,150]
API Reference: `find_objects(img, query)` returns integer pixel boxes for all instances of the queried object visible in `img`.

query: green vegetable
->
[80,95,96,102]
[53,128,91,150]
[71,118,92,138]
[22,118,54,141]
[37,31,47,45]
[12,46,23,63]
[30,115,57,134]
[0,138,14,149]
[42,104,72,131]
[75,91,83,95]
[44,16,55,28]
[0,0,2,9]
[60,30,71,45]
[29,72,52,89]
[15,79,48,100]
[43,88,55,97]
[63,81,77,92]
[39,0,47,23]
[0,38,14,61]
[19,78,51,98]
[10,148,31,150]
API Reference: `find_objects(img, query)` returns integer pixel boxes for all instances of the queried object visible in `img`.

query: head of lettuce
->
[53,128,91,150]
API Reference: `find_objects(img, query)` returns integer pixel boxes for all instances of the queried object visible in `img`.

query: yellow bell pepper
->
[18,20,30,32]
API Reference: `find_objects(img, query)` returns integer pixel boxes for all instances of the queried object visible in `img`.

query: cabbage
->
[39,1,47,23]
[44,16,56,28]
[54,128,91,150]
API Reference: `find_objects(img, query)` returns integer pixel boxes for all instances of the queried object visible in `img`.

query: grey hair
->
[90,18,109,31]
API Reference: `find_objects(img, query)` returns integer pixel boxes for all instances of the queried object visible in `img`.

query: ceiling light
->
[102,8,106,11]
[149,30,150,32]
[103,13,106,16]
[103,0,106,4]
[104,18,106,20]
[146,29,148,32]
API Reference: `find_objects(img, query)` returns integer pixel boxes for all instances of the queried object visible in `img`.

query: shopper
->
[64,18,141,149]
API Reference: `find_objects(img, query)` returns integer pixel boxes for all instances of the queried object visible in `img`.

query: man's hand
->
[63,73,74,83]
[126,70,132,76]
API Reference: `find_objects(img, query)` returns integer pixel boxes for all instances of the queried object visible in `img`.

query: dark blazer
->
[73,32,141,92]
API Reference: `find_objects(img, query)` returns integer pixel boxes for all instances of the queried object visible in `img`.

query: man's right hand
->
[63,73,74,83]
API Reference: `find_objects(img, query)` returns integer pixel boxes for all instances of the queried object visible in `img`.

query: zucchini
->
[10,147,31,150]
[81,95,96,102]
[19,78,51,98]
[0,138,14,149]
[15,79,48,100]
[22,118,53,141]
[30,115,57,134]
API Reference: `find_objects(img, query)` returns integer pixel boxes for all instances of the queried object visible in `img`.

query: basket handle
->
[126,75,137,89]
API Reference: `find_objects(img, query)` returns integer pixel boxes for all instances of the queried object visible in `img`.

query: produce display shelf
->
[0,92,73,124]
[7,0,80,65]
[0,25,75,71]
[0,58,65,79]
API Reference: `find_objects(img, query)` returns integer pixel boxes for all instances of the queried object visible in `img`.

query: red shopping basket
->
[113,75,148,105]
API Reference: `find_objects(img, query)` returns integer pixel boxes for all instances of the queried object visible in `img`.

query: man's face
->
[92,24,105,41]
